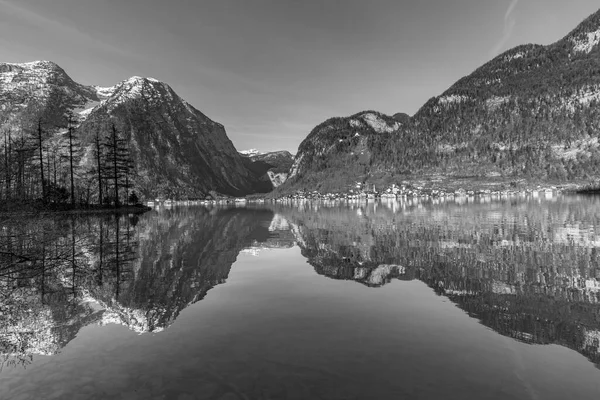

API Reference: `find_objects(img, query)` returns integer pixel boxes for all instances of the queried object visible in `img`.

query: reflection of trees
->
[277,198,600,366]
[0,213,138,368]
[5,198,599,369]
[0,207,281,368]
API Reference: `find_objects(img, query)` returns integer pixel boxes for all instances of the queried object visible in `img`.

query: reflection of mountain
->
[275,198,600,365]
[116,208,278,331]
[1,207,290,363]
[4,198,600,369]
[241,212,296,256]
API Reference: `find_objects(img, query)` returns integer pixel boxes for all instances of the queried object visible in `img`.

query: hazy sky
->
[1,0,599,152]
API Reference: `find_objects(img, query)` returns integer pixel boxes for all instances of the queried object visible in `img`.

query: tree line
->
[0,105,138,209]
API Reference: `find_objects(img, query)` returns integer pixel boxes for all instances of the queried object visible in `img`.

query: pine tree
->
[36,119,46,203]
[90,127,104,206]
[102,124,133,208]
[3,127,11,200]
[65,113,81,206]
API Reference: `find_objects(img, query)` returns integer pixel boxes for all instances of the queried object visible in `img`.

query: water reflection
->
[1,195,600,374]
[278,196,600,366]
[0,208,292,370]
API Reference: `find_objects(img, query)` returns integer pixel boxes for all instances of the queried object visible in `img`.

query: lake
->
[1,194,600,399]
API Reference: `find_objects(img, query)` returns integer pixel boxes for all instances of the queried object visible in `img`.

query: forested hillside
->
[281,8,600,193]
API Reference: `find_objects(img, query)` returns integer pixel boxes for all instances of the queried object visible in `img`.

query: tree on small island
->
[128,191,139,205]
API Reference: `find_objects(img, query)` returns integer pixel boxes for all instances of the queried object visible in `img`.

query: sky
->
[0,0,599,153]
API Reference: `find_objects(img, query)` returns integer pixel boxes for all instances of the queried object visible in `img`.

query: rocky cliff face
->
[0,61,270,198]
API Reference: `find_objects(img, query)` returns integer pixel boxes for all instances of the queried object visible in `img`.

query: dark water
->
[1,195,600,399]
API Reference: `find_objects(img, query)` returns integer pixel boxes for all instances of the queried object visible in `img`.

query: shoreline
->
[144,182,599,207]
[267,180,589,202]
[0,204,152,217]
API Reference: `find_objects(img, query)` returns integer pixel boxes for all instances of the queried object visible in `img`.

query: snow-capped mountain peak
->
[0,60,62,71]
[0,60,272,197]
[92,76,161,101]
[93,84,116,99]
[240,149,264,157]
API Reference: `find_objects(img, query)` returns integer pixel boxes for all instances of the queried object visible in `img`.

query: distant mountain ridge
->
[0,61,271,199]
[239,149,264,157]
[280,8,600,193]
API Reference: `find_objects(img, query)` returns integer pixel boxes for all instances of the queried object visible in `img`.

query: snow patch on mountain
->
[0,61,61,93]
[78,106,95,119]
[0,60,100,125]
[94,85,117,99]
[572,28,600,53]
[505,52,526,61]
[360,113,400,133]
[95,76,172,113]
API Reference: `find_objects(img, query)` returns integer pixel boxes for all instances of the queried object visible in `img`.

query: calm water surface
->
[1,195,600,399]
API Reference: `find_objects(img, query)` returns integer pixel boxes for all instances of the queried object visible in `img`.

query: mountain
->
[280,9,600,193]
[0,61,271,199]
[240,150,295,187]
[281,111,404,193]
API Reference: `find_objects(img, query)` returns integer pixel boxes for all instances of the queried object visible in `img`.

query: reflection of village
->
[2,194,600,368]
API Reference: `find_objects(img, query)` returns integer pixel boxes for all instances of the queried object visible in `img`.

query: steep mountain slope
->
[79,76,272,197]
[402,9,600,179]
[0,61,270,199]
[281,8,600,193]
